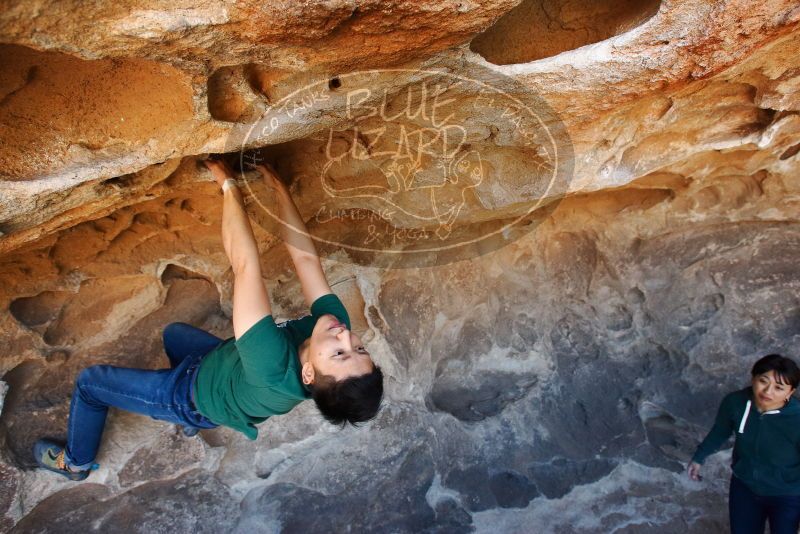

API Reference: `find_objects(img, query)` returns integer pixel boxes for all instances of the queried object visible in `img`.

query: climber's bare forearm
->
[251,163,332,305]
[275,189,317,262]
[275,188,332,305]
[222,186,261,275]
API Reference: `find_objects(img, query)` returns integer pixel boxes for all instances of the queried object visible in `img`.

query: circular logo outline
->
[232,67,573,264]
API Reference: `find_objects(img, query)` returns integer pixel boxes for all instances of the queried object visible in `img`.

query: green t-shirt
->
[194,293,351,440]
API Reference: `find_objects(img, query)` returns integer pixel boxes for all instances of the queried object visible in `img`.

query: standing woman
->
[688,354,800,534]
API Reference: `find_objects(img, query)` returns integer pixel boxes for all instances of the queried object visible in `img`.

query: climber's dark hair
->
[309,366,384,427]
[752,354,800,389]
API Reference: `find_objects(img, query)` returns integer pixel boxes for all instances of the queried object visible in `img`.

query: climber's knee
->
[163,322,191,349]
[76,365,104,388]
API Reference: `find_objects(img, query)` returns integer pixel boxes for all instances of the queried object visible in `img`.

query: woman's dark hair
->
[751,354,800,388]
[310,366,384,427]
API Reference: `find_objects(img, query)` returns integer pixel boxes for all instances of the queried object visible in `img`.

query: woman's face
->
[751,370,796,411]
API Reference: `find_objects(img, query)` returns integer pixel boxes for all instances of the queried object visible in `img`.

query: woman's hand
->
[203,159,234,189]
[687,461,702,481]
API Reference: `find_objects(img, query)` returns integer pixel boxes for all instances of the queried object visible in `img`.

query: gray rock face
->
[3,165,797,531]
[10,471,237,534]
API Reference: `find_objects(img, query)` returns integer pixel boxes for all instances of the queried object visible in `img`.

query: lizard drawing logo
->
[233,66,573,266]
[320,124,485,240]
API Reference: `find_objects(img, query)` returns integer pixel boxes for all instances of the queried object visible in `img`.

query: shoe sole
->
[33,439,90,481]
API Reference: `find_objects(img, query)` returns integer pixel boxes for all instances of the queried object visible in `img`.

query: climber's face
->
[301,314,374,385]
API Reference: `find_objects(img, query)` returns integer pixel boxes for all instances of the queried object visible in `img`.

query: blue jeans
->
[64,323,222,469]
[730,475,800,534]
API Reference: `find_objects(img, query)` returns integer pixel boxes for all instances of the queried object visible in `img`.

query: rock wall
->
[1,0,799,532]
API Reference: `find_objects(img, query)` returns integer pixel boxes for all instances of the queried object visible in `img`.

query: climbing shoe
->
[33,439,95,481]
